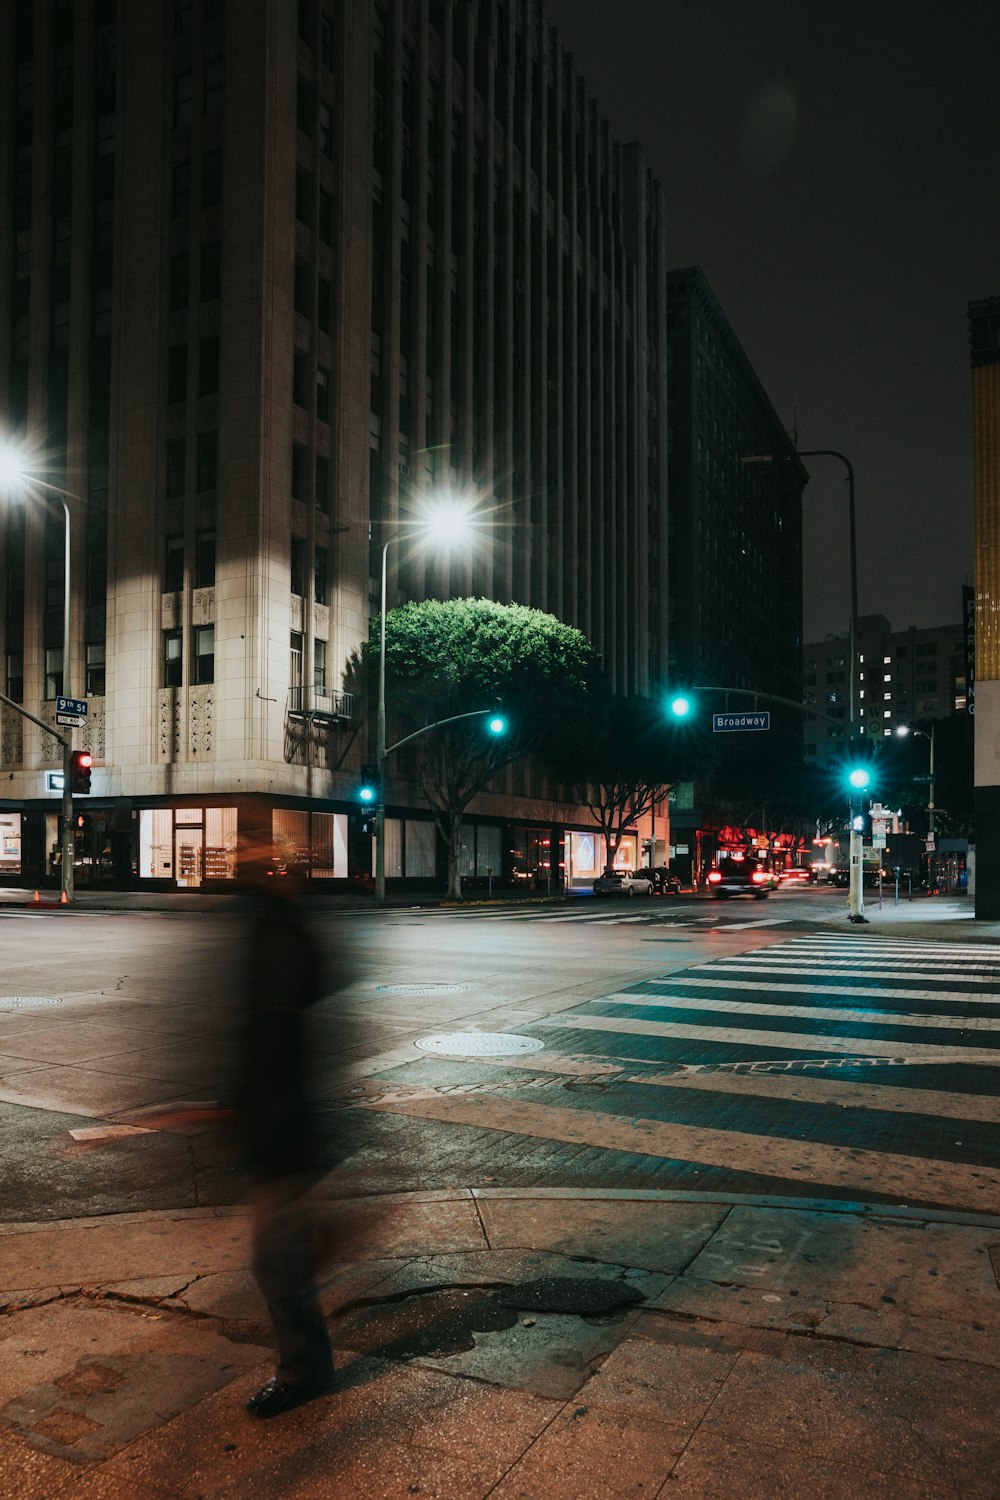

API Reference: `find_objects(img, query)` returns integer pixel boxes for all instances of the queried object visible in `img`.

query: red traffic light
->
[70,750,93,794]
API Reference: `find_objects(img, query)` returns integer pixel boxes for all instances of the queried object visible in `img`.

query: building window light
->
[883,709,891,718]
[883,656,891,664]
[883,673,891,682]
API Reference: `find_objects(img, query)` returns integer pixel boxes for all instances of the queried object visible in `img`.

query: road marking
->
[634,1067,1000,1123]
[599,992,1000,1029]
[535,1012,1000,1063]
[358,1087,1000,1215]
[631,975,1000,1004]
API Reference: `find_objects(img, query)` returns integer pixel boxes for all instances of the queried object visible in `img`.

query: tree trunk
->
[446,815,463,900]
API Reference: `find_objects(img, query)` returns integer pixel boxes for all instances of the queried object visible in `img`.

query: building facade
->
[803,614,969,770]
[970,295,1000,916]
[0,0,673,891]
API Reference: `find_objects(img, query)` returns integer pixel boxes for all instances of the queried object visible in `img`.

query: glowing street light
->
[668,695,691,718]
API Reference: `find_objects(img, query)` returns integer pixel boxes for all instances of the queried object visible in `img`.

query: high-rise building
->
[803,614,968,770]
[0,0,672,891]
[969,294,1000,915]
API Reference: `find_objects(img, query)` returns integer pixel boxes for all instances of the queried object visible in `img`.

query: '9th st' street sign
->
[712,711,770,732]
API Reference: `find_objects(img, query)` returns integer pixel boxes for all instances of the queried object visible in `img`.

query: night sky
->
[543,0,999,641]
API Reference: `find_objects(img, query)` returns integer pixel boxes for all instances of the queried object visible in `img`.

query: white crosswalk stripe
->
[359,930,1000,1215]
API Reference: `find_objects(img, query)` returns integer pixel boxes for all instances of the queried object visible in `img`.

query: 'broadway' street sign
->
[712,711,770,733]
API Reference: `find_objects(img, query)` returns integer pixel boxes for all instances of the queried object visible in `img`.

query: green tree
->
[354,598,601,899]
[550,693,711,873]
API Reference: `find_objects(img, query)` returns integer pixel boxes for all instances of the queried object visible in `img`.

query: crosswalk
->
[355,933,1000,1215]
[391,899,795,930]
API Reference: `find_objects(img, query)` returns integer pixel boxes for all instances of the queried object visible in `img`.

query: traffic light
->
[358,763,378,805]
[847,765,871,792]
[69,750,93,794]
[668,694,692,718]
[487,714,506,735]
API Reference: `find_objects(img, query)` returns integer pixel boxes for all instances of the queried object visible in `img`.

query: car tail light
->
[707,870,721,884]
[751,871,767,884]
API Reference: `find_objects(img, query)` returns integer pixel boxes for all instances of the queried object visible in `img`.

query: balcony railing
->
[287,686,360,723]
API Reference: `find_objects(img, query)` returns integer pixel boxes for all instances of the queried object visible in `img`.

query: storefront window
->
[271,808,348,877]
[0,813,22,877]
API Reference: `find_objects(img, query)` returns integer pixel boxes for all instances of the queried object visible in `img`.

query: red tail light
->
[751,870,767,884]
[707,870,722,884]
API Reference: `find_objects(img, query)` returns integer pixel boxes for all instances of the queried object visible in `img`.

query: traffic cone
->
[32,890,40,903]
[59,890,68,905]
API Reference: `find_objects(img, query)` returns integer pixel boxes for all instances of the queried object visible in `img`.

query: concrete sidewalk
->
[1,1188,998,1498]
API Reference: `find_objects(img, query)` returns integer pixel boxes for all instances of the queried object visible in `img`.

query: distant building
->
[969,295,1000,916]
[666,267,806,722]
[803,615,969,769]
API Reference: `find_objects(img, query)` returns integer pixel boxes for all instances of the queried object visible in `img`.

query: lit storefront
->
[0,812,21,880]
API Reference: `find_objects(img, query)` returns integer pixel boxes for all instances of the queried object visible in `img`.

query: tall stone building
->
[0,0,671,890]
[969,295,1000,915]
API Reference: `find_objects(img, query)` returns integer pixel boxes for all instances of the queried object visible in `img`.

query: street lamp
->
[743,446,865,921]
[375,497,479,906]
[0,441,76,904]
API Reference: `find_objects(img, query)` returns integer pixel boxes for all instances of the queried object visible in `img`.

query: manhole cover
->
[414,1032,544,1057]
[0,996,62,1009]
[376,983,469,995]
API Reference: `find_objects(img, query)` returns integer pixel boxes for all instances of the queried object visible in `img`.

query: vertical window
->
[317,275,331,333]
[321,14,334,69]
[201,148,222,207]
[319,189,333,245]
[199,241,221,300]
[289,631,303,690]
[295,171,311,224]
[197,335,219,395]
[315,453,329,512]
[167,343,187,403]
[194,625,214,684]
[314,546,328,604]
[166,437,186,497]
[164,629,183,687]
[290,536,308,596]
[164,535,184,592]
[319,102,333,157]
[85,641,106,696]
[196,529,216,587]
[293,352,308,408]
[45,647,64,700]
[6,651,24,703]
[316,365,330,421]
[171,160,191,218]
[203,54,224,115]
[174,0,194,33]
[313,637,327,692]
[196,430,218,490]
[291,442,308,502]
[169,252,189,311]
[294,260,311,316]
[173,73,193,128]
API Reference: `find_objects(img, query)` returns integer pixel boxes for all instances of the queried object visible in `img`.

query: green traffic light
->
[847,767,870,790]
[669,695,691,718]
[487,715,506,735]
[359,785,375,803]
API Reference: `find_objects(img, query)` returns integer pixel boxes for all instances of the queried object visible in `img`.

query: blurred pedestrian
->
[236,842,341,1419]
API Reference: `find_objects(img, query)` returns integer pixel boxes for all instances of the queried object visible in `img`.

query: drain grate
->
[414,1031,544,1058]
[0,996,63,1010]
[376,983,469,995]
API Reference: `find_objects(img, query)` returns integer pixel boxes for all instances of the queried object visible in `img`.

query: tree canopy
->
[354,597,602,897]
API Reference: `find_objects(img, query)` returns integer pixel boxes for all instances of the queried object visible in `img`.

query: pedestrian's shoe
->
[245,1372,336,1419]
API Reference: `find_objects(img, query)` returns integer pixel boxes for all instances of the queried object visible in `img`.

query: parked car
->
[593,869,656,897]
[705,856,772,899]
[651,867,682,895]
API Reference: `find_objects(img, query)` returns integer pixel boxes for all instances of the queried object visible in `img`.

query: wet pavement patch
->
[333,1276,644,1362]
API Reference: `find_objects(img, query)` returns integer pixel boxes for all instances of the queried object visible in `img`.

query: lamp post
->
[743,447,865,921]
[374,498,477,906]
[0,445,75,904]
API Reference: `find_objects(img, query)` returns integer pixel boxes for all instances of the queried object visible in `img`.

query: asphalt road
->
[1,885,998,1221]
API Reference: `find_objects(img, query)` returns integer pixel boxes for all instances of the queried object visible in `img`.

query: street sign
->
[911,774,933,783]
[712,711,770,733]
[55,713,85,728]
[873,834,887,849]
[56,697,88,718]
